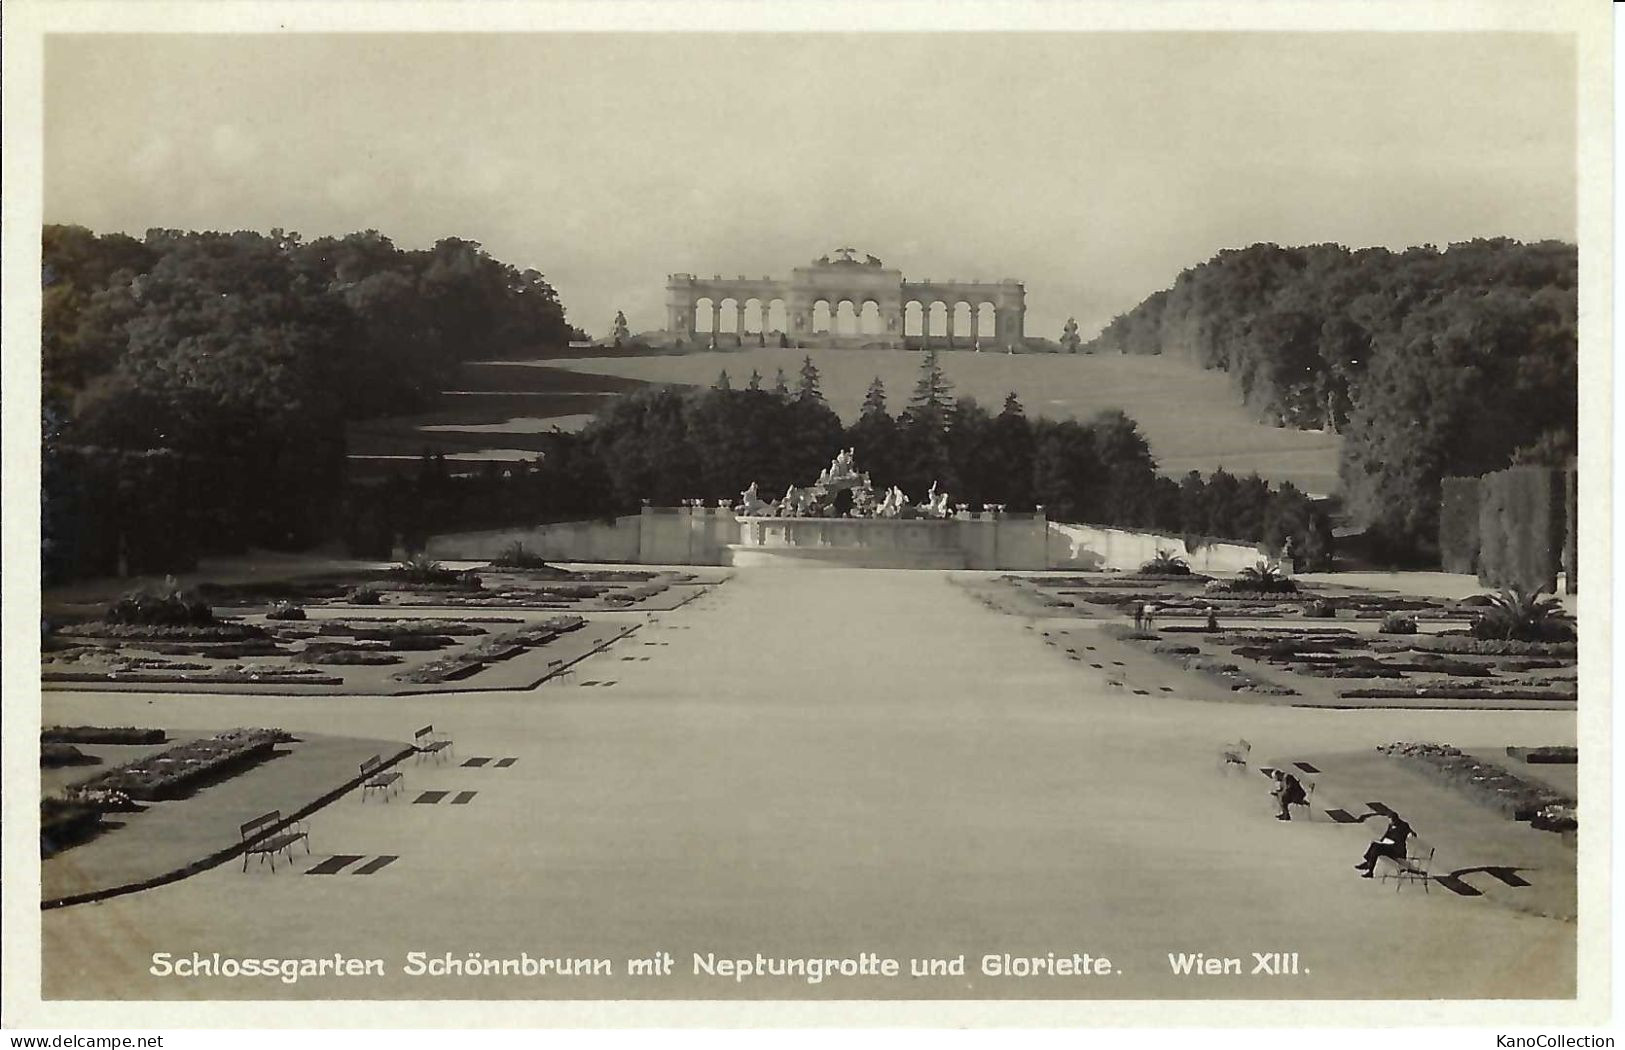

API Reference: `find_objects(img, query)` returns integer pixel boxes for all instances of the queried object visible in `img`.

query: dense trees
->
[1086,238,1577,557]
[41,225,577,580]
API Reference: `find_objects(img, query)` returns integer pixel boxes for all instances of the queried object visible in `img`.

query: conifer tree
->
[796,355,824,403]
[714,369,731,391]
[611,310,631,347]
[772,368,789,398]
[746,369,763,391]
[861,376,888,417]
[908,349,954,422]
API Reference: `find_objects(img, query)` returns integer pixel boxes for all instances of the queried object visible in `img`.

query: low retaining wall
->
[429,508,1265,573]
[1045,523,1265,574]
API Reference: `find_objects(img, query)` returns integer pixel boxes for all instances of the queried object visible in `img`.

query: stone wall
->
[427,509,1265,574]
[1045,523,1265,575]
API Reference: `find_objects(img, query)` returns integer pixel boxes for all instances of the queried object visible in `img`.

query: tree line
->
[355,353,1332,568]
[1083,238,1576,559]
[42,225,580,573]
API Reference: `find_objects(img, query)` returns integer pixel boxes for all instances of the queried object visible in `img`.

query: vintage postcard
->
[1,0,1613,1031]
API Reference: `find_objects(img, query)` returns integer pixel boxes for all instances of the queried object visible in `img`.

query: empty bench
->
[414,725,453,763]
[240,811,310,872]
[1378,842,1436,892]
[360,755,403,802]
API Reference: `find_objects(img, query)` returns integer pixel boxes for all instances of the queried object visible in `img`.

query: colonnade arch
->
[665,254,1025,350]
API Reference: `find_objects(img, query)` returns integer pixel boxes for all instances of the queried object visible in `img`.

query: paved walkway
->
[41,569,1575,1000]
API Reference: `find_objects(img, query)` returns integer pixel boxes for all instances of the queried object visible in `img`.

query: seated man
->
[1356,813,1415,877]
[1270,770,1307,821]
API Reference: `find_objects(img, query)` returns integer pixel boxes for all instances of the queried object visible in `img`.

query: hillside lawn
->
[539,348,1342,494]
[345,350,1342,493]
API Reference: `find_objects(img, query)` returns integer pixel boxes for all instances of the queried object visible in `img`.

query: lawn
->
[345,350,1343,492]
[535,349,1343,493]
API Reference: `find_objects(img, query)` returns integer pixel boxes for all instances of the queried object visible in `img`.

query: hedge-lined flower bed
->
[43,667,342,687]
[68,728,289,801]
[58,622,269,642]
[392,615,586,685]
[42,743,99,768]
[1377,636,1577,658]
[1344,686,1575,702]
[41,798,104,854]
[1507,745,1578,764]
[42,726,167,745]
[1377,741,1577,829]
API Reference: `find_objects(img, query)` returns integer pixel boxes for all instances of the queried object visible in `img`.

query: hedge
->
[1477,466,1563,592]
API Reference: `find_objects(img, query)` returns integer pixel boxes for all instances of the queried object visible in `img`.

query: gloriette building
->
[665,248,1026,351]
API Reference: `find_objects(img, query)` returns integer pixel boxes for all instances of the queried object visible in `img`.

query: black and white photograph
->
[1,0,1613,1032]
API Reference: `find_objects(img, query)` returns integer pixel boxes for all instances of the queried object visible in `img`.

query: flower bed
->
[1101,625,1297,695]
[42,726,167,745]
[391,615,586,685]
[143,641,286,658]
[294,649,403,666]
[314,619,492,638]
[1377,636,1577,658]
[42,743,100,767]
[1507,745,1578,764]
[43,667,343,687]
[58,622,269,642]
[1342,686,1576,702]
[40,798,104,854]
[1377,741,1577,829]
[68,728,289,801]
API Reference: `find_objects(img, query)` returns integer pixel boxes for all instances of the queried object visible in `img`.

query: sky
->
[44,32,1576,341]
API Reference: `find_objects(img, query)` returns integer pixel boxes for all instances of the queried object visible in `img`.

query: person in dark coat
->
[1356,813,1414,877]
[1270,770,1307,820]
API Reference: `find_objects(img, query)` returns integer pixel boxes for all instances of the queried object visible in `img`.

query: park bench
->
[1378,842,1435,892]
[1219,738,1251,773]
[414,724,453,763]
[360,754,403,801]
[239,810,310,872]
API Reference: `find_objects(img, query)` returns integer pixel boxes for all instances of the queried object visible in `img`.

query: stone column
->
[945,306,956,349]
[735,301,747,337]
[921,303,931,341]
[760,300,772,335]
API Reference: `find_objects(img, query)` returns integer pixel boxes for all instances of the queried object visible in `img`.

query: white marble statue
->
[737,482,772,516]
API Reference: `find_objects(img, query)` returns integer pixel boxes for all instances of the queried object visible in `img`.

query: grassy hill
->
[400,348,1341,494]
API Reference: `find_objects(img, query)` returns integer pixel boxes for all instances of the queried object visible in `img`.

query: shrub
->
[1304,599,1337,618]
[265,601,306,621]
[492,541,556,570]
[454,570,484,589]
[1470,587,1576,642]
[103,577,213,626]
[1380,613,1419,635]
[349,583,385,605]
[1138,548,1192,576]
[1235,561,1299,593]
[390,552,456,584]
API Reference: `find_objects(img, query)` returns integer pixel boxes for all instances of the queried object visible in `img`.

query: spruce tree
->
[908,350,954,422]
[714,369,732,391]
[861,376,888,417]
[611,310,631,347]
[796,355,824,403]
